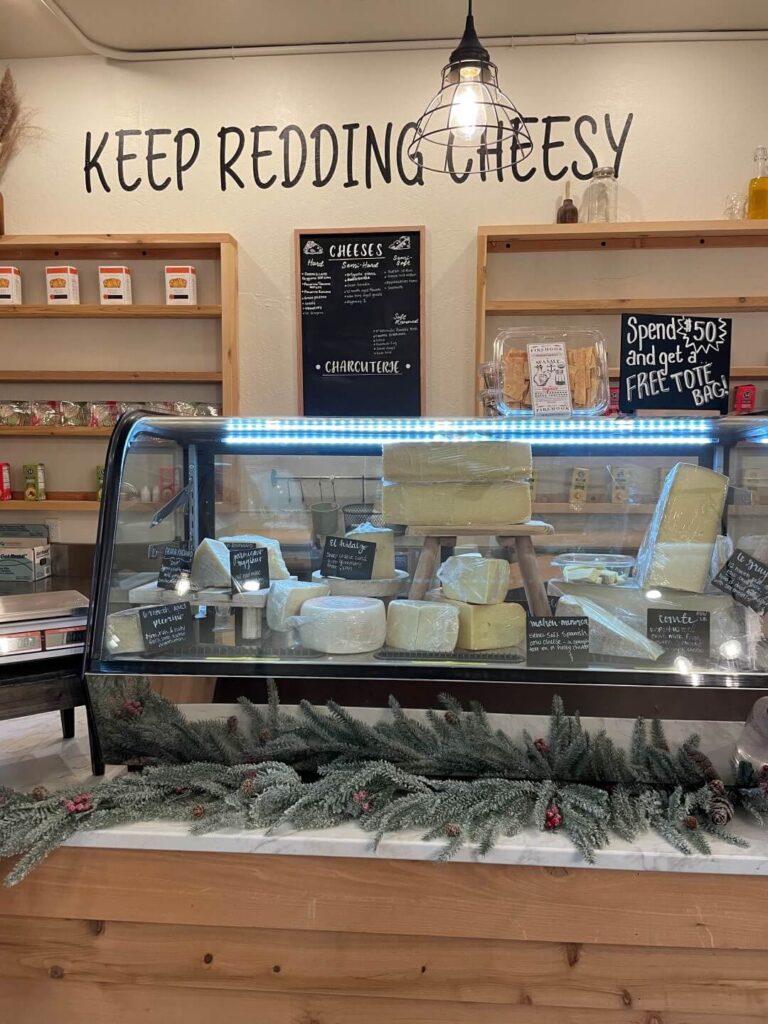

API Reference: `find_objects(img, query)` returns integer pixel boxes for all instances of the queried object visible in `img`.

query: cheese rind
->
[297,596,386,654]
[105,609,145,654]
[267,579,330,631]
[386,599,459,652]
[438,553,510,604]
[383,441,532,482]
[344,523,395,579]
[191,538,231,589]
[382,481,531,528]
[217,534,290,580]
[635,463,728,593]
[430,594,526,650]
[555,593,663,661]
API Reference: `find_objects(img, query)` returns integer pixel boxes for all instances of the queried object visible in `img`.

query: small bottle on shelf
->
[556,181,579,223]
[747,146,768,219]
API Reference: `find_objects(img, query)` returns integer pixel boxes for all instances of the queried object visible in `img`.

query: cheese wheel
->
[297,596,386,654]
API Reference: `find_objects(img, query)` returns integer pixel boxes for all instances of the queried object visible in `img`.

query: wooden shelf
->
[0,233,234,262]
[486,296,768,316]
[0,500,99,511]
[0,370,223,383]
[0,427,111,437]
[0,304,221,319]
[481,220,768,253]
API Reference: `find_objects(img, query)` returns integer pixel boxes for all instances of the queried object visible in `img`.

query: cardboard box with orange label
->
[98,265,132,305]
[165,265,197,304]
[46,266,80,304]
[0,267,22,304]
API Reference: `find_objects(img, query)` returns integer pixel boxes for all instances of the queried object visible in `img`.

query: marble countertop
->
[3,707,767,876]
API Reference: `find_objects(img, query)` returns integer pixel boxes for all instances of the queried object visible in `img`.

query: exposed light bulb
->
[450,67,486,143]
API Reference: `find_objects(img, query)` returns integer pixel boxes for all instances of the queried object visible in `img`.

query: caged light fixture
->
[408,0,533,174]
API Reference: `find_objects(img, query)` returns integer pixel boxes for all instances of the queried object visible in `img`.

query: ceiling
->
[3,0,768,60]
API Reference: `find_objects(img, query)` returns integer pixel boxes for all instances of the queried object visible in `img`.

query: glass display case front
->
[86,413,768,688]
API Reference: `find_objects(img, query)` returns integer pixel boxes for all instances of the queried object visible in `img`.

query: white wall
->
[2,40,768,541]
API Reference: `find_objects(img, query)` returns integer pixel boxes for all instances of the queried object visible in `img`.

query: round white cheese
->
[298,596,386,654]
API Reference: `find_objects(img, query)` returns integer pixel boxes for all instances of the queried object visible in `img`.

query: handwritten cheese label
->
[139,603,194,653]
[321,535,376,580]
[526,615,589,666]
[647,609,710,659]
[713,548,768,613]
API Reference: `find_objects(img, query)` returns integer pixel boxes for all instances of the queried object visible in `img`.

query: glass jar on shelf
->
[584,165,618,222]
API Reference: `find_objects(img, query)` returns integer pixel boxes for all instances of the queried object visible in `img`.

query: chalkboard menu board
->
[139,603,194,654]
[647,609,710,659]
[321,535,376,580]
[713,548,768,613]
[296,227,424,416]
[526,615,589,667]
[619,313,731,414]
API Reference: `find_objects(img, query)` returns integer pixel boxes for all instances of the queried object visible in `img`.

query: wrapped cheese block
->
[635,463,728,593]
[386,599,459,652]
[105,609,145,654]
[430,594,526,650]
[217,534,290,579]
[191,538,231,589]
[344,522,395,578]
[383,440,532,482]
[267,579,330,631]
[382,481,531,528]
[296,596,386,654]
[556,593,663,661]
[438,553,510,605]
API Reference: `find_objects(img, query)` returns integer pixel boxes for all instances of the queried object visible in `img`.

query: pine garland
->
[2,682,767,886]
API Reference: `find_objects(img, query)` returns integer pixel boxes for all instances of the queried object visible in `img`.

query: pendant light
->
[408,0,533,174]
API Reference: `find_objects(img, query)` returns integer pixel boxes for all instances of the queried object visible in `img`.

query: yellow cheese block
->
[382,481,531,527]
[382,440,532,482]
[431,594,526,650]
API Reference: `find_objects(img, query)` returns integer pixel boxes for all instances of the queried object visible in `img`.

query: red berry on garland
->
[445,823,461,838]
[352,789,368,804]
[192,804,206,819]
[64,793,92,814]
[361,802,371,813]
[544,803,563,830]
[534,738,549,754]
[759,764,768,781]
[122,699,143,718]
[32,785,48,801]
[684,815,698,830]
[174,787,188,795]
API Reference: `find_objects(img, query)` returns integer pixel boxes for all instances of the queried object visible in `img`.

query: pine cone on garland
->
[684,743,720,783]
[709,795,734,826]
[227,715,239,733]
[240,778,256,796]
[683,815,698,830]
[444,711,460,727]
[445,823,461,838]
[31,786,48,801]
[258,728,272,743]
[708,779,726,796]
[191,803,206,819]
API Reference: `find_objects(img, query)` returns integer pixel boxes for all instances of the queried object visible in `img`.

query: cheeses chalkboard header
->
[296,227,424,416]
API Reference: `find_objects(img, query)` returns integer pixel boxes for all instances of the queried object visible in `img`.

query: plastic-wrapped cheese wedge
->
[386,599,459,652]
[267,579,330,631]
[437,553,510,604]
[382,441,532,482]
[191,538,231,589]
[105,609,145,654]
[344,522,395,579]
[634,463,728,594]
[430,593,526,650]
[556,593,663,661]
[382,481,531,528]
[296,596,386,654]
[217,534,291,580]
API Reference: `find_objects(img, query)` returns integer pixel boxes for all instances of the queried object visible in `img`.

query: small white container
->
[165,265,197,304]
[0,267,22,304]
[99,266,132,305]
[46,266,80,305]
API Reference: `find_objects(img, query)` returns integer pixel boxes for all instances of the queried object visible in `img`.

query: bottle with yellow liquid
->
[747,146,768,218]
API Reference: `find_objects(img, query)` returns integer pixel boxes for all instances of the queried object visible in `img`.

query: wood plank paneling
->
[2,915,768,1015]
[2,978,764,1024]
[2,850,768,951]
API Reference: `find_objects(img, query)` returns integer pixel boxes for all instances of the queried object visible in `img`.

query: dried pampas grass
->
[0,68,33,183]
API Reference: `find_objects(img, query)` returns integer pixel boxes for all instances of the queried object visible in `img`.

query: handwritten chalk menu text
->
[619,314,731,413]
[227,544,270,594]
[713,548,768,613]
[526,616,589,667]
[157,546,193,589]
[321,535,376,580]
[139,603,194,653]
[297,228,423,416]
[647,609,710,659]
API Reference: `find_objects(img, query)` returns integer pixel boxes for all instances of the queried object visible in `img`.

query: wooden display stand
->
[408,522,554,616]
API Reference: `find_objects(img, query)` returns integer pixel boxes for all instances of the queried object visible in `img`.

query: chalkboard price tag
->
[647,609,710,658]
[139,603,194,653]
[526,616,589,667]
[157,545,193,589]
[712,548,768,613]
[619,313,731,413]
[227,544,270,594]
[321,535,376,580]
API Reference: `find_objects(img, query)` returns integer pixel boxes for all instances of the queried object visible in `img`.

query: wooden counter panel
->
[2,914,768,1016]
[2,848,768,951]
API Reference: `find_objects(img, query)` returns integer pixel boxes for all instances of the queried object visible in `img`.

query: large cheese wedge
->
[297,596,386,654]
[635,463,728,593]
[383,440,532,482]
[105,609,145,654]
[382,481,531,528]
[191,538,231,590]
[437,553,510,605]
[217,534,290,580]
[267,579,330,631]
[344,523,395,579]
[430,594,526,650]
[386,599,459,652]
[555,593,663,661]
